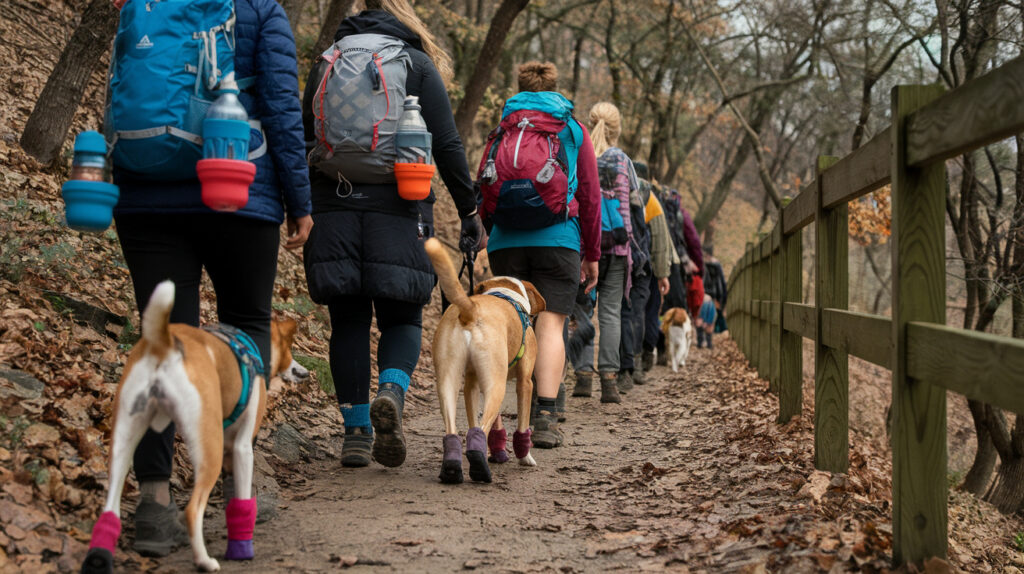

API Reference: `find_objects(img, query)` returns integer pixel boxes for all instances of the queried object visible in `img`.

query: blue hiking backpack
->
[105,0,262,180]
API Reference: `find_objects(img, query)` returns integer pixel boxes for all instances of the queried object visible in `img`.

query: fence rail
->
[725,55,1024,567]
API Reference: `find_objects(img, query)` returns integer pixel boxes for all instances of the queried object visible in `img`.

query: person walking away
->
[641,180,679,372]
[480,61,601,448]
[697,294,717,349]
[590,102,638,403]
[302,0,484,468]
[107,0,313,555]
[702,245,728,333]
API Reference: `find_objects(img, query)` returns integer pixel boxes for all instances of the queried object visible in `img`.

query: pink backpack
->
[477,109,579,230]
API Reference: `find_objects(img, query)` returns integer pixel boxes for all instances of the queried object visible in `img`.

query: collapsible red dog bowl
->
[394,162,435,201]
[196,158,255,212]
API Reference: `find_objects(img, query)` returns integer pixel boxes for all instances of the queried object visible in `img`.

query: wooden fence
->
[725,57,1024,566]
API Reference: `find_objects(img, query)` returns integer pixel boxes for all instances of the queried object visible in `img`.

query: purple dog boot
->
[487,428,509,463]
[513,429,536,465]
[225,539,254,561]
[466,427,492,483]
[439,434,463,484]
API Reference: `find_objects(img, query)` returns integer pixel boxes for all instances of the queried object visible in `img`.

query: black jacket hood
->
[334,10,425,52]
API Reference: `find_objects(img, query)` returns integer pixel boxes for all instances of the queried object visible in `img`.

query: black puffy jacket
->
[302,10,476,305]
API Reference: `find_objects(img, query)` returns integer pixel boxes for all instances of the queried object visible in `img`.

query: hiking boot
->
[656,350,668,366]
[531,410,564,448]
[600,373,621,404]
[641,350,655,372]
[341,426,373,467]
[633,367,646,385]
[371,382,407,467]
[617,370,634,393]
[572,370,594,397]
[555,381,567,422]
[133,494,187,557]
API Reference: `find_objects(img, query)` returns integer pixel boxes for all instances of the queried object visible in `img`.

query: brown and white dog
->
[424,238,545,484]
[662,307,693,373]
[81,281,308,572]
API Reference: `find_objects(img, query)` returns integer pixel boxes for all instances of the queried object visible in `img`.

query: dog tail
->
[423,238,475,324]
[142,280,175,355]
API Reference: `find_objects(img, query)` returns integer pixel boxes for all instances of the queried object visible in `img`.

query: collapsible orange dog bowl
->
[394,162,435,201]
[196,158,256,212]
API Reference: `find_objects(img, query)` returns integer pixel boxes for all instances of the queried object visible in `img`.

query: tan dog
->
[424,238,545,484]
[81,281,307,572]
[662,307,693,372]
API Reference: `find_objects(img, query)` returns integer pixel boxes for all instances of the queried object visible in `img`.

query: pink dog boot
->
[487,428,509,463]
[81,511,121,573]
[513,429,533,460]
[225,498,257,560]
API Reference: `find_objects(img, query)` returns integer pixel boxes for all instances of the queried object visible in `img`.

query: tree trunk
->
[452,0,531,142]
[20,0,119,165]
[310,0,356,62]
[570,34,584,101]
[604,0,622,109]
[278,0,307,36]
[984,443,1024,513]
[962,399,998,495]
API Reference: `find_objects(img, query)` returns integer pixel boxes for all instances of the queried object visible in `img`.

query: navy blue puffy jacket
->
[113,0,311,224]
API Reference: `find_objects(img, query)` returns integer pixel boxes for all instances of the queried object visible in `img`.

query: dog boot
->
[133,492,188,557]
[617,370,634,394]
[224,498,257,560]
[341,426,373,467]
[371,369,408,468]
[513,429,536,465]
[439,434,464,484]
[633,367,646,386]
[600,373,622,404]
[488,428,509,463]
[556,381,567,422]
[531,410,564,448]
[466,427,492,483]
[223,471,278,525]
[572,370,594,397]
[641,349,655,372]
[81,511,121,574]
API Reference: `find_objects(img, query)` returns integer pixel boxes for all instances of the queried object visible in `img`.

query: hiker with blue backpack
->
[301,0,484,469]
[100,0,311,559]
[479,61,602,449]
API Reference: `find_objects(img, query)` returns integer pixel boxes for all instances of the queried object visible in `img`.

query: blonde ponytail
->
[363,0,454,85]
[589,102,621,156]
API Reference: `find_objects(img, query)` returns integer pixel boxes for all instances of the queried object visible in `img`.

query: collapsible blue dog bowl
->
[62,179,120,232]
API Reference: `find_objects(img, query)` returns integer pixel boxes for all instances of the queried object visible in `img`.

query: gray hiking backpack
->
[310,34,411,185]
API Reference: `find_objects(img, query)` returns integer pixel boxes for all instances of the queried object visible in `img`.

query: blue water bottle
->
[62,131,120,232]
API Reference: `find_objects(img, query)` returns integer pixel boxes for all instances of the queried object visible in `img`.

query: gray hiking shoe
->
[600,373,621,404]
[572,370,594,397]
[531,410,564,448]
[633,367,646,385]
[341,426,373,467]
[133,494,188,557]
[641,350,655,372]
[617,371,634,393]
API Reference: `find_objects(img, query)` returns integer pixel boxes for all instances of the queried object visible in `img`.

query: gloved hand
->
[459,211,486,254]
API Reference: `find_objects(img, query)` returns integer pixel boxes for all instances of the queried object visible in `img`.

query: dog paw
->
[439,459,464,484]
[488,449,509,464]
[466,450,492,483]
[196,557,221,572]
[517,453,537,466]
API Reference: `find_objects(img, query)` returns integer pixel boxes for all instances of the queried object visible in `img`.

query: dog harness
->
[203,324,265,429]
[486,291,532,368]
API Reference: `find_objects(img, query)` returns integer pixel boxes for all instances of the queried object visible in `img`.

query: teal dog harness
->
[203,324,265,429]
[486,292,532,368]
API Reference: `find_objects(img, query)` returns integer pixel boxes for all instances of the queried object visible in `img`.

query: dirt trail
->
[150,339,860,574]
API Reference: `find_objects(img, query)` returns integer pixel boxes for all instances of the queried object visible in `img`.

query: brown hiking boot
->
[531,409,564,448]
[572,370,594,397]
[600,372,621,403]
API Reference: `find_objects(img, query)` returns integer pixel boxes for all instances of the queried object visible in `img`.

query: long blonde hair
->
[364,0,453,84]
[589,102,621,156]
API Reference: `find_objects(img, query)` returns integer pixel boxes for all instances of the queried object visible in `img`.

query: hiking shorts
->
[488,247,581,315]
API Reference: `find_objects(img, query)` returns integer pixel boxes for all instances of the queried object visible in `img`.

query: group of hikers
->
[98,0,729,556]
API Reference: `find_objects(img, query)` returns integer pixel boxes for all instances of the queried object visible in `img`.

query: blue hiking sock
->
[379,368,411,395]
[340,403,371,429]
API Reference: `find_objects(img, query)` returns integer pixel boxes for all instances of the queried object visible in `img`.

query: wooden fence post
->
[770,224,781,393]
[778,217,802,423]
[891,84,947,565]
[814,155,849,473]
[759,234,771,380]
[744,243,754,364]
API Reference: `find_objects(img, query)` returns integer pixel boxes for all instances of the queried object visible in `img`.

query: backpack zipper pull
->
[512,117,532,169]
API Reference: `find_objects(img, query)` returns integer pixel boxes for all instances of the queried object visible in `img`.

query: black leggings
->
[328,296,422,407]
[116,213,280,482]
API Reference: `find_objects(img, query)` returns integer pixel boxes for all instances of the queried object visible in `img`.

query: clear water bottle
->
[203,82,250,160]
[395,96,432,164]
[70,131,107,181]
